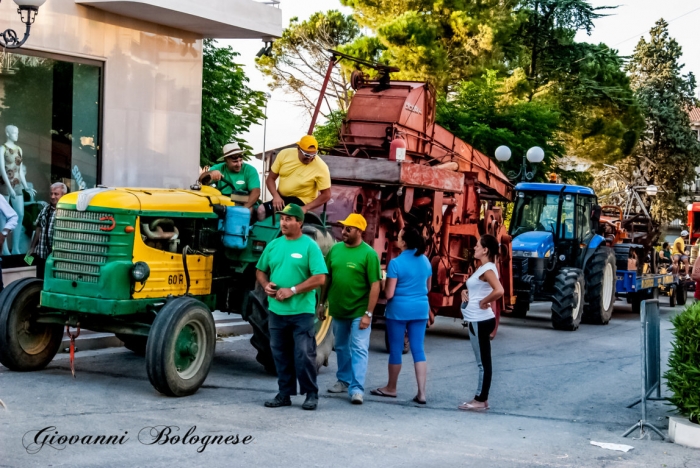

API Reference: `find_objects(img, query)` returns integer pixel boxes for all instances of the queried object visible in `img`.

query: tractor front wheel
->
[145,297,216,397]
[551,268,585,331]
[0,278,63,371]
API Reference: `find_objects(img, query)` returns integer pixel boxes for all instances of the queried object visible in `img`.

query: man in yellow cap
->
[199,142,260,208]
[317,213,381,404]
[257,135,331,221]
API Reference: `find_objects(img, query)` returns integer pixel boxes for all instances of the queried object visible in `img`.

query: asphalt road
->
[1,300,698,467]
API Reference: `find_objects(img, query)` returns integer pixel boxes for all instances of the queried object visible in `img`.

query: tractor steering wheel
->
[201,174,236,193]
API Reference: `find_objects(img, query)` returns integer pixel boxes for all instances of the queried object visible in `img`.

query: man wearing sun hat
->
[257,134,331,221]
[199,142,260,208]
[317,213,381,405]
[256,203,328,410]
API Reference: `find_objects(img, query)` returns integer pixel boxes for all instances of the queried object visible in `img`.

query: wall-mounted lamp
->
[0,0,47,49]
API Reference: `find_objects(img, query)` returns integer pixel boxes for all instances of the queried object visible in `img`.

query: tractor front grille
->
[513,258,529,278]
[52,209,113,284]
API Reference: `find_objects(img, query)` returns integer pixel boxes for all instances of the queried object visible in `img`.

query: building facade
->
[0,0,281,280]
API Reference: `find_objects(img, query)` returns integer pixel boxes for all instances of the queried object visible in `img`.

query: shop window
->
[0,50,101,268]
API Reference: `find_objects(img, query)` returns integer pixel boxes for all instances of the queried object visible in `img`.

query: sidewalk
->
[59,311,252,353]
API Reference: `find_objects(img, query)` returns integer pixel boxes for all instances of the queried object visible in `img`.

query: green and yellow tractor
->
[0,186,334,396]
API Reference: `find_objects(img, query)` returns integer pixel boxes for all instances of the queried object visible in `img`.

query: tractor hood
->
[512,231,555,258]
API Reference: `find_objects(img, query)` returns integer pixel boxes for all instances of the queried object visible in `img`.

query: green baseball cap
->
[277,203,304,221]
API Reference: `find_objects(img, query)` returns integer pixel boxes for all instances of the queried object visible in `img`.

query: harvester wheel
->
[0,278,63,371]
[246,284,335,374]
[145,297,216,397]
[582,247,616,325]
[116,334,147,356]
[676,282,688,306]
[551,268,585,331]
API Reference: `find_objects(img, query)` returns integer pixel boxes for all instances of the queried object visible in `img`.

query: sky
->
[223,0,700,156]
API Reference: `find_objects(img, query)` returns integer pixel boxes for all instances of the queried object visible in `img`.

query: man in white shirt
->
[0,195,18,291]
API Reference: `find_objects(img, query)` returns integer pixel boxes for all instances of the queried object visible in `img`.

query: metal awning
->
[75,0,282,39]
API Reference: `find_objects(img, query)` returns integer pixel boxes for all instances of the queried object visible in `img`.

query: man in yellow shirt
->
[672,230,690,274]
[257,135,331,221]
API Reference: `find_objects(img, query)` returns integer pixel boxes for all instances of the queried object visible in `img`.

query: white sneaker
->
[351,393,363,405]
[327,381,349,393]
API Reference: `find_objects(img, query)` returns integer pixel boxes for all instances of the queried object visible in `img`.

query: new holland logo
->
[291,253,303,259]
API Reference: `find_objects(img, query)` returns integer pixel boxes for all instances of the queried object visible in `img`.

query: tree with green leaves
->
[200,39,267,167]
[256,10,383,117]
[625,19,700,222]
[341,0,519,93]
[340,0,641,168]
[508,1,643,167]
[436,70,563,181]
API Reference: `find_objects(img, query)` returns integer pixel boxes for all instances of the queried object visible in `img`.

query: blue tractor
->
[508,183,617,330]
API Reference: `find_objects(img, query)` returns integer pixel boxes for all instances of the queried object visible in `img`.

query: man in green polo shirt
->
[199,142,260,208]
[317,213,381,405]
[256,204,327,410]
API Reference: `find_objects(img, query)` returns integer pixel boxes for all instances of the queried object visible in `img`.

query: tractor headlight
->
[131,262,150,283]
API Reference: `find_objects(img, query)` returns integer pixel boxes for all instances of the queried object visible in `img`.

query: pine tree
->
[626,19,700,221]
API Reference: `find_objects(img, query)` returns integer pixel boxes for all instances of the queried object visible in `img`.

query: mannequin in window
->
[0,125,37,255]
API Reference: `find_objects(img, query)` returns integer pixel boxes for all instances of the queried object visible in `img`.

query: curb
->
[59,312,252,354]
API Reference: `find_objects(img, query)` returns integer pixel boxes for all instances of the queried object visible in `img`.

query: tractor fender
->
[581,235,606,269]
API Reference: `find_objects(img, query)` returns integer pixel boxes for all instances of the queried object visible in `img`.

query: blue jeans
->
[332,317,371,396]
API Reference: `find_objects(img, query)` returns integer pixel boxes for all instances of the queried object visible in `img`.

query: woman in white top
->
[459,234,504,411]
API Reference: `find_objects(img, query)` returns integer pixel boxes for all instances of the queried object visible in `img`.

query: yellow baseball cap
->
[297,135,318,153]
[339,213,367,231]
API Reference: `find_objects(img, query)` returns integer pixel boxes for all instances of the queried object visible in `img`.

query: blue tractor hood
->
[512,231,555,258]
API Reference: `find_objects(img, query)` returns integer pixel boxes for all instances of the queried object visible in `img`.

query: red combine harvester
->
[307,51,515,336]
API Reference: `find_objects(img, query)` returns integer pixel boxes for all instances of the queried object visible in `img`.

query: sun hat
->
[217,142,244,162]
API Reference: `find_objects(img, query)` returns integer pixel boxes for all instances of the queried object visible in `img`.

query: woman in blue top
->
[370,226,433,404]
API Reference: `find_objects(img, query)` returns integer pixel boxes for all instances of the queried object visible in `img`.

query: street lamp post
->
[261,92,271,201]
[495,145,545,182]
[0,0,47,49]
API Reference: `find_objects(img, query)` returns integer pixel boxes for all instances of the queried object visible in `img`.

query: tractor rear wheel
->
[116,334,147,356]
[145,297,216,397]
[582,247,616,325]
[0,278,63,371]
[668,285,677,307]
[676,282,688,306]
[246,284,334,374]
[551,268,585,331]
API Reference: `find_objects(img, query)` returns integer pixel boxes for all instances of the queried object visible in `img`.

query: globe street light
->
[0,0,47,49]
[494,145,545,182]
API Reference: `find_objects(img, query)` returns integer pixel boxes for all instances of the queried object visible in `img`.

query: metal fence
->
[622,299,666,439]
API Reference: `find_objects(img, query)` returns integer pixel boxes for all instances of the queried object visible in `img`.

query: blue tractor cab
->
[508,183,617,330]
